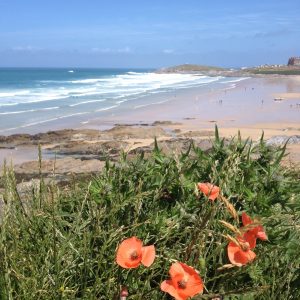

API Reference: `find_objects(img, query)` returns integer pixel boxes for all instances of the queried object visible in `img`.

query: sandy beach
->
[0,75,300,181]
[82,75,300,128]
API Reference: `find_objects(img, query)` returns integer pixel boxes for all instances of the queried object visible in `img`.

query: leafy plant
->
[0,129,299,299]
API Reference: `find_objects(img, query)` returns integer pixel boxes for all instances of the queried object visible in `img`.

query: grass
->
[159,64,226,72]
[0,127,299,299]
[246,67,300,75]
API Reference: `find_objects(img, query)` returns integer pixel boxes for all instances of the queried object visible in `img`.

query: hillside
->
[157,64,227,73]
[157,63,300,76]
[245,66,300,75]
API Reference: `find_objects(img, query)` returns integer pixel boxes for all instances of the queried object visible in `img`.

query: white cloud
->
[90,46,132,53]
[163,49,174,54]
[117,46,131,53]
[91,47,110,53]
[12,46,42,52]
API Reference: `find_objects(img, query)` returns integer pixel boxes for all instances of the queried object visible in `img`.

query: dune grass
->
[0,128,299,299]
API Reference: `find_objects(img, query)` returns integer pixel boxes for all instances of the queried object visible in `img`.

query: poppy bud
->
[120,286,128,300]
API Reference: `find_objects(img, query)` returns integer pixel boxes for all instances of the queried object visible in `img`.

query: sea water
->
[0,68,244,134]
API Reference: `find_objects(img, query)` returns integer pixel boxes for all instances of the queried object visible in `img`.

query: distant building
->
[287,57,300,66]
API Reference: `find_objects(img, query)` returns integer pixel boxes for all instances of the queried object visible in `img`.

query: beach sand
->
[0,75,299,177]
[81,76,300,129]
[83,75,300,166]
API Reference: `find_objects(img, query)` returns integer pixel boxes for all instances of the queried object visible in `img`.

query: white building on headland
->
[288,57,300,66]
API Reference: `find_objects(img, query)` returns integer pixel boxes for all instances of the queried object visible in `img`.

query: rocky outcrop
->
[0,125,172,186]
[1,123,299,188]
[266,135,300,146]
[155,64,246,77]
[14,157,105,176]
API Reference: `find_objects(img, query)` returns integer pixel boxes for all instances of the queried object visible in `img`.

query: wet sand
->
[0,76,300,174]
[83,76,300,130]
[1,76,299,136]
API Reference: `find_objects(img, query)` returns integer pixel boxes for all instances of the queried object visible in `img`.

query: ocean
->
[0,68,244,134]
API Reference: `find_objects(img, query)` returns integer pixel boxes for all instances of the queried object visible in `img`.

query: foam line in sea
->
[0,68,245,133]
[0,106,59,115]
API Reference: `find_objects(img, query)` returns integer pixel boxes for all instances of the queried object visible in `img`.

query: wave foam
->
[134,99,170,109]
[95,105,119,112]
[0,90,31,98]
[69,99,107,107]
[0,112,89,133]
[0,106,59,115]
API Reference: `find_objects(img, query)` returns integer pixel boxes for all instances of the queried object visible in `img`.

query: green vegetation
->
[0,128,299,299]
[160,63,300,76]
[159,64,226,73]
[246,67,300,75]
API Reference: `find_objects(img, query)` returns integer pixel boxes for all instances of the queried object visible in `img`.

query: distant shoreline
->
[0,69,244,135]
[0,75,300,176]
[1,73,300,136]
[1,75,299,136]
[0,69,246,135]
[156,63,300,76]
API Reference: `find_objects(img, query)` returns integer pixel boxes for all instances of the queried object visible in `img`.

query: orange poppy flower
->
[227,233,256,266]
[242,212,268,241]
[116,237,155,269]
[197,182,220,201]
[160,262,203,300]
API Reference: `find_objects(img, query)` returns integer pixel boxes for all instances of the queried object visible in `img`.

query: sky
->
[0,0,299,68]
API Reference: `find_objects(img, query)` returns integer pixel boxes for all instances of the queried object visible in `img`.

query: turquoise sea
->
[0,68,243,134]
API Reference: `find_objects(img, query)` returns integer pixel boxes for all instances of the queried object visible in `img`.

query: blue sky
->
[0,0,299,68]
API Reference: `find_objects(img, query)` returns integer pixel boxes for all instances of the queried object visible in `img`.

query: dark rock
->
[266,135,300,146]
[152,120,182,126]
[14,157,105,177]
[178,130,214,138]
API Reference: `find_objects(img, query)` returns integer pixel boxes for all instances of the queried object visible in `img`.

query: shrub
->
[0,128,299,299]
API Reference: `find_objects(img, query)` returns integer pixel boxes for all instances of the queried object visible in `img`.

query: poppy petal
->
[228,242,256,266]
[116,237,142,268]
[234,248,256,265]
[242,212,252,226]
[162,263,204,300]
[257,226,268,240]
[228,242,243,265]
[180,269,203,297]
[197,183,210,195]
[141,245,156,267]
[243,231,257,249]
[198,183,220,201]
[161,280,186,300]
[169,262,186,280]
[246,249,256,262]
[208,187,220,201]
